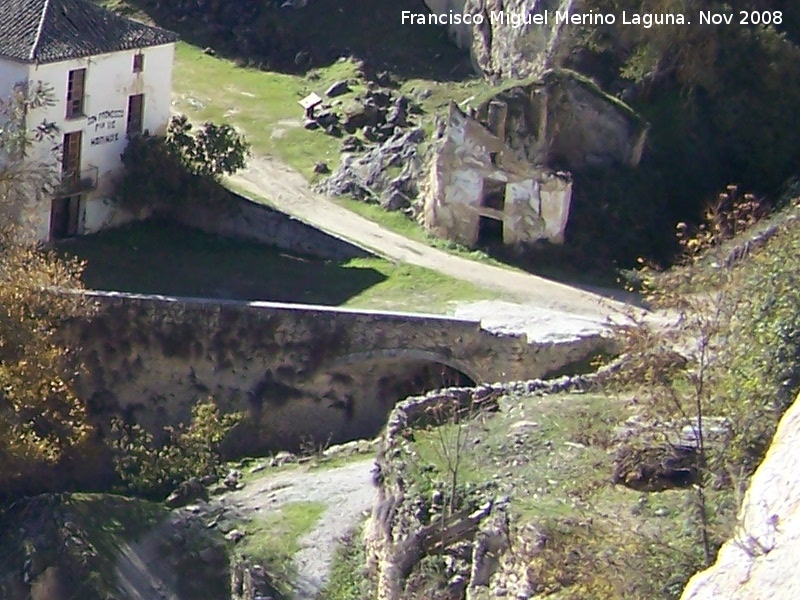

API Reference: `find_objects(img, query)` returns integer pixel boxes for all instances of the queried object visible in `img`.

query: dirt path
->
[225,459,376,599]
[114,460,376,600]
[228,156,631,320]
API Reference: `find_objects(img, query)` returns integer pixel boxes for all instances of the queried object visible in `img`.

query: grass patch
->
[158,19,601,281]
[319,523,374,600]
[333,196,518,269]
[65,492,168,553]
[172,43,359,177]
[235,501,326,596]
[57,221,496,313]
[171,42,496,177]
[404,391,734,598]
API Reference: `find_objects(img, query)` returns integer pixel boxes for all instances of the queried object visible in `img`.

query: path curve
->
[225,459,376,599]
[228,156,630,320]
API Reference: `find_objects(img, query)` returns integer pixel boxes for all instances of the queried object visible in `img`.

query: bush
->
[110,400,243,498]
[165,114,250,180]
[119,114,249,216]
[0,245,94,497]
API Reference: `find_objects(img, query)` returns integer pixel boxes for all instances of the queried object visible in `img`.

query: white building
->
[0,0,178,241]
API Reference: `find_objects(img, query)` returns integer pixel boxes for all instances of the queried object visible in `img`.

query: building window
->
[66,69,86,119]
[126,94,144,136]
[133,53,144,73]
[62,131,82,179]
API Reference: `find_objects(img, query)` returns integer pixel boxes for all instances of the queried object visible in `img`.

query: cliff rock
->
[422,0,586,79]
[681,393,800,599]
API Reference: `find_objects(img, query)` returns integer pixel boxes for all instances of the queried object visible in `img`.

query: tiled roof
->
[0,0,178,64]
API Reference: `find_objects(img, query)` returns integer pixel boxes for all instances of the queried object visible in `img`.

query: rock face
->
[315,87,428,211]
[680,394,800,599]
[317,127,426,212]
[422,0,586,79]
[422,69,647,248]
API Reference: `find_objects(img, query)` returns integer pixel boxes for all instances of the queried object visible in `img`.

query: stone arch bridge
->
[66,291,610,452]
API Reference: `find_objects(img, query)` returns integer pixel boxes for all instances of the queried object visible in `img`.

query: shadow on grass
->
[123,0,474,82]
[57,220,387,305]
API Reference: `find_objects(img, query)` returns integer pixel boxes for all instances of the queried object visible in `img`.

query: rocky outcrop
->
[422,0,586,79]
[314,86,428,212]
[680,393,800,599]
[316,127,427,213]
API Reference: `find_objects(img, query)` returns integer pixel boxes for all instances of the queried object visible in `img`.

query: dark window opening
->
[133,53,144,73]
[478,178,506,247]
[66,69,86,119]
[482,179,506,210]
[126,94,144,136]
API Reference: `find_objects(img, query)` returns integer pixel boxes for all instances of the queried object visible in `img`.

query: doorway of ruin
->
[478,178,506,246]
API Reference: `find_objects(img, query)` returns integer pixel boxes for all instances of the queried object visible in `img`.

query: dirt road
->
[228,156,631,320]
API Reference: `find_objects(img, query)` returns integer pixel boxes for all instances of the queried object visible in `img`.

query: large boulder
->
[316,127,427,209]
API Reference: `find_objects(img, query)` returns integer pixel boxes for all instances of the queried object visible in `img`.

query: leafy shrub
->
[110,400,243,498]
[165,115,250,180]
[712,220,800,472]
[0,83,96,498]
[0,245,94,497]
[119,114,249,216]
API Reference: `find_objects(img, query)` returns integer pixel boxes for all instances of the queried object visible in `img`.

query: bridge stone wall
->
[64,291,611,452]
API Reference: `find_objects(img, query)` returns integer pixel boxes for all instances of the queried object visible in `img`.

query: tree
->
[0,81,60,237]
[0,82,93,497]
[119,114,250,215]
[165,114,250,180]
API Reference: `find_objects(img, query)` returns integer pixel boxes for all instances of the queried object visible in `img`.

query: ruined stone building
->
[422,69,648,249]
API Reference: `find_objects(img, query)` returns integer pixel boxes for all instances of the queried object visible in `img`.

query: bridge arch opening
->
[323,354,476,447]
[244,352,478,454]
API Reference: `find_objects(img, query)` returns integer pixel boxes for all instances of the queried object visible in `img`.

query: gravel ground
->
[223,459,377,599]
